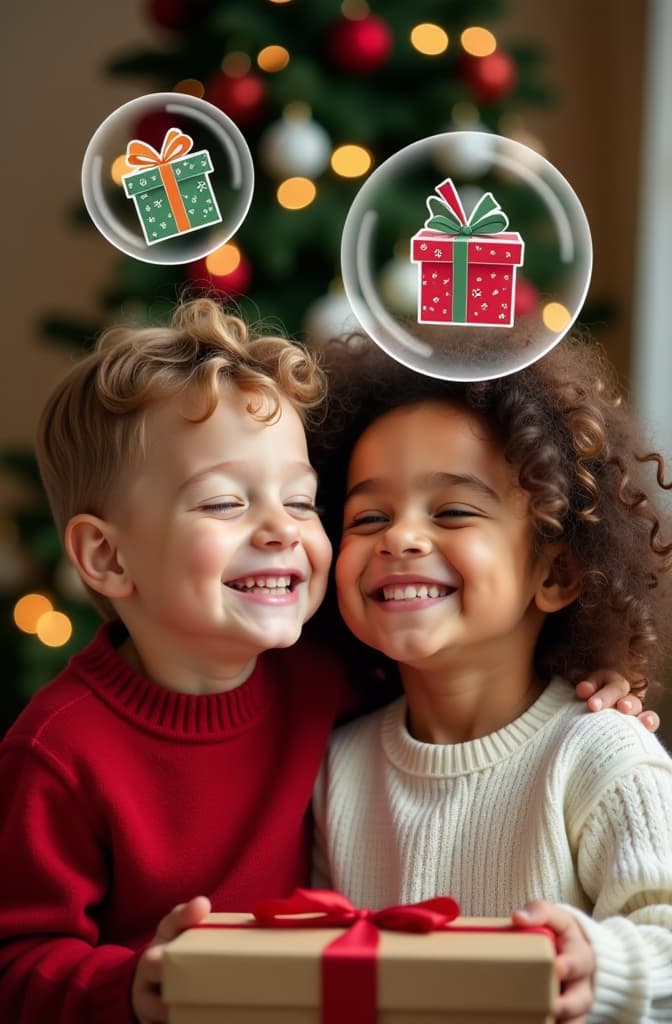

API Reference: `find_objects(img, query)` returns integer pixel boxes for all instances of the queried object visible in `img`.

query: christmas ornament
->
[187,248,252,295]
[259,116,331,180]
[205,71,266,125]
[378,256,418,316]
[146,0,208,31]
[326,14,393,74]
[303,290,359,346]
[513,275,540,318]
[462,50,518,104]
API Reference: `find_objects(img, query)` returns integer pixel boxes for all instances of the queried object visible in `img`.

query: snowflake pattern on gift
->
[122,130,223,246]
[410,178,526,327]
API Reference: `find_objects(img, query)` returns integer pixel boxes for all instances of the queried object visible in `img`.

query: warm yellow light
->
[221,51,251,77]
[267,0,293,4]
[461,26,497,57]
[174,78,205,98]
[410,23,449,56]
[36,610,73,648]
[257,45,290,72]
[206,243,242,276]
[542,302,571,333]
[14,593,53,634]
[111,154,130,186]
[330,144,372,178]
[277,177,317,210]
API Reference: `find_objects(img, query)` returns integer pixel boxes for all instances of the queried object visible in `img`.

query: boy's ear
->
[534,543,582,613]
[65,514,133,600]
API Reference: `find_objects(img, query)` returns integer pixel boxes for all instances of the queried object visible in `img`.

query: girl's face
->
[335,401,555,675]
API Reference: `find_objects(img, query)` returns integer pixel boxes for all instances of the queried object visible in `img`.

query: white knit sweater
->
[313,679,672,1022]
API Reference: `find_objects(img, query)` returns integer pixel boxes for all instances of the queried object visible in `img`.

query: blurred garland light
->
[205,242,241,275]
[36,611,73,648]
[410,23,449,56]
[221,51,251,76]
[111,154,129,186]
[543,302,571,333]
[257,45,290,72]
[461,27,497,57]
[330,144,372,178]
[14,593,53,634]
[174,78,205,98]
[342,0,370,17]
[277,177,317,209]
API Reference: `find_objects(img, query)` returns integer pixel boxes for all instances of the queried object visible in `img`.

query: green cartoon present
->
[122,128,222,246]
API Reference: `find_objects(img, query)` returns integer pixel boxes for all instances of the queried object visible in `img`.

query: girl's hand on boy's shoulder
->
[513,901,595,1024]
[575,669,660,732]
[132,895,211,1024]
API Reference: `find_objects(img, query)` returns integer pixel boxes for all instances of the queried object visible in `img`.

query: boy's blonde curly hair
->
[36,298,325,619]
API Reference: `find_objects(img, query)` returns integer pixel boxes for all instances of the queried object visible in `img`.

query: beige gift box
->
[164,912,558,1023]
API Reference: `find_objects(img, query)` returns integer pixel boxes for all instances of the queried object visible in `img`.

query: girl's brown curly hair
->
[309,333,672,703]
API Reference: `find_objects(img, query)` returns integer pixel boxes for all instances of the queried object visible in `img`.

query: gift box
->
[164,892,557,1023]
[122,128,222,246]
[410,179,524,327]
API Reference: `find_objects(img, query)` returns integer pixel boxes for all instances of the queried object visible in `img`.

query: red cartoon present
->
[410,179,524,327]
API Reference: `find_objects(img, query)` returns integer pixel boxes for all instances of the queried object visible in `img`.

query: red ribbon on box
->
[125,127,193,233]
[198,888,556,1024]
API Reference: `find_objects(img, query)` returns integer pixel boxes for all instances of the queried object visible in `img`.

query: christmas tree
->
[1,0,555,734]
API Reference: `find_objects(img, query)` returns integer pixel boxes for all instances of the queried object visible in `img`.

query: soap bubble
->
[341,131,592,381]
[81,92,254,265]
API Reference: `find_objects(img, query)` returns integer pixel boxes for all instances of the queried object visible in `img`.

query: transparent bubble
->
[81,93,254,265]
[341,132,592,381]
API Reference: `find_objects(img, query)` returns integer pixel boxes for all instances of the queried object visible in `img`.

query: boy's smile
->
[104,382,332,692]
[335,401,554,679]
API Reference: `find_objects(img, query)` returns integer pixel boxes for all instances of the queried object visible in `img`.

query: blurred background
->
[1,0,670,739]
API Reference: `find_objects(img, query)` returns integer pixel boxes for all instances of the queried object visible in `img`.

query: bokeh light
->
[461,27,497,57]
[410,23,449,56]
[331,144,372,178]
[257,45,290,72]
[206,242,241,275]
[277,177,317,209]
[14,593,53,634]
[36,611,73,648]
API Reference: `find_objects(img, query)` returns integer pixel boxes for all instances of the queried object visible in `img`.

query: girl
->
[311,334,672,1023]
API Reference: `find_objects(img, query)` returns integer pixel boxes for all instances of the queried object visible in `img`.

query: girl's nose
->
[251,513,300,549]
[376,521,431,558]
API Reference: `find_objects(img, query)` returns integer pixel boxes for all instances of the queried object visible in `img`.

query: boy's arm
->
[576,669,660,731]
[0,747,139,1024]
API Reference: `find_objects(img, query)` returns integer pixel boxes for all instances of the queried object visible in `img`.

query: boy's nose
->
[251,514,300,549]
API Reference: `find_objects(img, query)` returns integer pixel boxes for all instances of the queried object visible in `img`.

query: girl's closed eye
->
[345,510,389,531]
[198,499,245,514]
[284,499,320,516]
[435,506,480,521]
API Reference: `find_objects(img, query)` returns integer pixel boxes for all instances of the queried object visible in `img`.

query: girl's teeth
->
[382,584,448,601]
[234,576,291,590]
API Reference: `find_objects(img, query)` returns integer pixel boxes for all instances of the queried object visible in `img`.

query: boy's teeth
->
[233,575,291,590]
[382,583,448,601]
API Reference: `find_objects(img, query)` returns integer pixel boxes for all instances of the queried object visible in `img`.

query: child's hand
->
[513,901,595,1023]
[132,895,211,1024]
[575,669,660,732]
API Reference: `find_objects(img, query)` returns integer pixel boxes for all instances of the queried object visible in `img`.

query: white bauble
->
[434,129,495,179]
[303,292,359,347]
[378,256,418,316]
[259,118,332,179]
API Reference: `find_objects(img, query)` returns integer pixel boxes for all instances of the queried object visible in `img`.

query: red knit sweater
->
[0,622,353,1023]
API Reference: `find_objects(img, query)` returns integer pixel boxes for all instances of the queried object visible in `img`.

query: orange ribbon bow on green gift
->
[125,128,194,234]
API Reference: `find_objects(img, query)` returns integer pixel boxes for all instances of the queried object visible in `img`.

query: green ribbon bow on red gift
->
[425,190,509,236]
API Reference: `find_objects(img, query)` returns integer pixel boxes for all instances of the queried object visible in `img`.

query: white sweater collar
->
[381,678,575,777]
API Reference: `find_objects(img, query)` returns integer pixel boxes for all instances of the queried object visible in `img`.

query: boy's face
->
[335,401,553,674]
[108,383,331,674]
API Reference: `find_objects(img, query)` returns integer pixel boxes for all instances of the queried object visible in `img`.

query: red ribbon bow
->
[252,888,460,1024]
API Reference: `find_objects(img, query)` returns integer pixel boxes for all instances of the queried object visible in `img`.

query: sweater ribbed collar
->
[381,679,574,777]
[71,622,276,741]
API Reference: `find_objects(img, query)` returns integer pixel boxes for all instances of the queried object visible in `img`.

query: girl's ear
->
[65,514,133,600]
[534,543,582,613]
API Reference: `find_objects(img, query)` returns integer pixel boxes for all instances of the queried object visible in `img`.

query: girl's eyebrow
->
[345,472,500,503]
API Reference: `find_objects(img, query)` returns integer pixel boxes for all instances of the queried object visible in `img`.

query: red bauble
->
[514,276,540,319]
[327,14,393,74]
[205,72,266,126]
[187,250,252,296]
[462,50,518,104]
[146,0,207,31]
[132,111,186,150]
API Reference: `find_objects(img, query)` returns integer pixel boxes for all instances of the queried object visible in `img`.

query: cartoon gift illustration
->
[121,127,222,245]
[410,178,524,327]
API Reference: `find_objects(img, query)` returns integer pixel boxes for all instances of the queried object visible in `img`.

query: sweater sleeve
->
[563,761,672,1024]
[310,758,333,889]
[0,743,141,1024]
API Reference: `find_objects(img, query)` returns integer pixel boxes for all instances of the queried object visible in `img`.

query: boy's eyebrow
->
[345,472,500,502]
[181,460,318,490]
